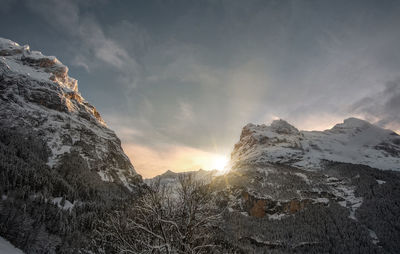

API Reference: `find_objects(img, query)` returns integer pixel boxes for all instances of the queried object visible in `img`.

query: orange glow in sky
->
[122,143,229,178]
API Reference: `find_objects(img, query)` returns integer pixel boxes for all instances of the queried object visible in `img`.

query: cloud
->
[176,101,194,122]
[0,0,17,13]
[72,55,90,72]
[26,0,80,34]
[26,0,140,86]
[350,78,400,132]
[78,17,140,85]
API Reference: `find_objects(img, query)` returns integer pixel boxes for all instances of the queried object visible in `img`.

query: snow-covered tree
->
[98,174,221,253]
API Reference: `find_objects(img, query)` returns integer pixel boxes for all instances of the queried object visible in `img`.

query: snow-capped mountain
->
[211,118,400,252]
[0,38,141,189]
[0,38,146,253]
[231,118,400,171]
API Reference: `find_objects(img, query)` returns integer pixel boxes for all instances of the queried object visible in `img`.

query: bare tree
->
[98,174,221,253]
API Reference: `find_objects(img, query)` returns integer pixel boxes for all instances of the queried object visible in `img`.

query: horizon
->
[1,0,400,178]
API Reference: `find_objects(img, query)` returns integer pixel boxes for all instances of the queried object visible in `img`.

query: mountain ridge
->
[231,117,400,172]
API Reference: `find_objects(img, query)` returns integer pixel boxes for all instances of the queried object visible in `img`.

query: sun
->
[211,155,229,172]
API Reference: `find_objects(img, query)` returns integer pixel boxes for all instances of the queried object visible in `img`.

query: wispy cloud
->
[176,101,194,122]
[26,0,140,86]
[350,78,400,132]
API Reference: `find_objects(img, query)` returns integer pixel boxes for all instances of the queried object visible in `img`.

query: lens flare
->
[211,155,229,171]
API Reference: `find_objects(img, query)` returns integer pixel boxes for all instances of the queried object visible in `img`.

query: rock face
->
[0,38,145,253]
[0,38,141,189]
[231,118,400,171]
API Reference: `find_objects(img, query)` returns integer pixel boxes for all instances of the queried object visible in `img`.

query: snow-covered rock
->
[0,38,141,189]
[231,118,400,171]
[51,197,77,211]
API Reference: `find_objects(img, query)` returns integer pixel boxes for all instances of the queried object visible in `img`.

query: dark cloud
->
[350,79,400,131]
[25,0,141,86]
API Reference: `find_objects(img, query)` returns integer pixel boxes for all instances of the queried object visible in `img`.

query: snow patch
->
[294,172,311,184]
[0,237,24,254]
[330,183,363,220]
[314,198,329,204]
[52,197,75,211]
[1,57,52,82]
[368,229,380,245]
[376,179,386,185]
[98,171,112,182]
[268,213,286,220]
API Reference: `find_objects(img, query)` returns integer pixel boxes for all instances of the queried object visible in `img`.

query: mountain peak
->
[0,37,77,92]
[270,119,299,134]
[333,117,372,130]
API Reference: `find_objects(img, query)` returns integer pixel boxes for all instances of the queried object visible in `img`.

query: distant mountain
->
[0,38,143,253]
[145,169,218,188]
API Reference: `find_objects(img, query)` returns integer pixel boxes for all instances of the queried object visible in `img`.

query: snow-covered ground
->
[0,237,24,254]
[52,197,76,211]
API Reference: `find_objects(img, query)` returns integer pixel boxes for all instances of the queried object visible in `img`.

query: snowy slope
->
[0,38,141,189]
[0,237,24,254]
[231,118,400,171]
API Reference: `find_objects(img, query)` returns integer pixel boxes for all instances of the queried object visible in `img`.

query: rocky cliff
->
[0,38,141,190]
[0,38,143,253]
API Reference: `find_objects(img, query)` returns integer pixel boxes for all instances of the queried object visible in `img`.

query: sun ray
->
[211,155,229,172]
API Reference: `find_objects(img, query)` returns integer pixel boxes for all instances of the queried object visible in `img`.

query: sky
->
[1,0,400,178]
